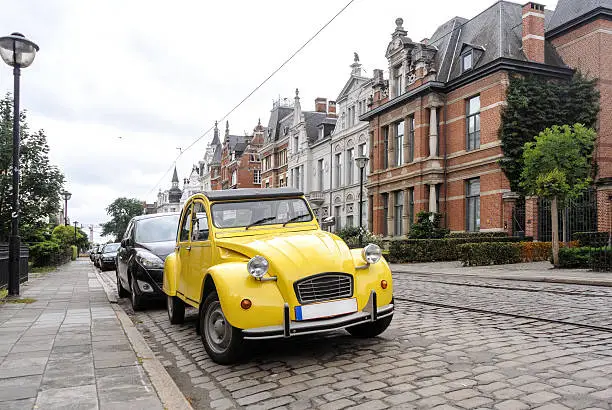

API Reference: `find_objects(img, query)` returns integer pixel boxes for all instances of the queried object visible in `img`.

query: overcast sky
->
[0,0,558,243]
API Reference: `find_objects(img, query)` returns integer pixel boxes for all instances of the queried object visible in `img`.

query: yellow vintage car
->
[163,188,393,364]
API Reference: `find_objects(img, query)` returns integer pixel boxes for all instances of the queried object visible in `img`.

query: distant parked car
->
[90,246,98,262]
[99,243,120,271]
[93,247,103,267]
[116,213,180,311]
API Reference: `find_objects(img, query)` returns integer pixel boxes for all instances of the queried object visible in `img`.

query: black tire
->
[116,273,129,298]
[167,295,185,324]
[200,291,245,364]
[130,275,144,311]
[346,315,393,338]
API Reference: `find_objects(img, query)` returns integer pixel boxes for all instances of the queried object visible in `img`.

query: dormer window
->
[393,66,403,97]
[462,51,473,72]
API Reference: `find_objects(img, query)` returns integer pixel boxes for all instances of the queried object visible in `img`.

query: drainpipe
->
[443,98,448,229]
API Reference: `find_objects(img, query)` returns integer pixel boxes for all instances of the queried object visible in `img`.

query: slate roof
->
[548,0,612,32]
[427,1,566,83]
[266,105,294,142]
[226,135,248,153]
[211,144,222,164]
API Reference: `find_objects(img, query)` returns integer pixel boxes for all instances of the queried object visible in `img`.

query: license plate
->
[295,298,358,321]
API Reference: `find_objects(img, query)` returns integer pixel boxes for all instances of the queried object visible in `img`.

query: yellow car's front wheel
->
[200,291,245,364]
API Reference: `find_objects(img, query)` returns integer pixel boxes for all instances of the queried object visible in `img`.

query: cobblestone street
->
[100,268,612,409]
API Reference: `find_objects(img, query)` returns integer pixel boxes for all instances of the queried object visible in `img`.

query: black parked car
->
[90,246,98,262]
[93,246,103,268]
[116,213,180,310]
[99,242,120,271]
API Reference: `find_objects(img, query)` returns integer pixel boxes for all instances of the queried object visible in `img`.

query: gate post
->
[596,185,612,233]
[502,192,519,236]
[525,196,539,240]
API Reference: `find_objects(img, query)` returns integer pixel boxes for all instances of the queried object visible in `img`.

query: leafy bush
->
[28,240,74,267]
[558,247,591,269]
[573,232,610,247]
[388,236,526,263]
[590,246,612,272]
[408,212,449,239]
[446,232,509,239]
[458,242,522,266]
[520,242,552,262]
[336,227,383,249]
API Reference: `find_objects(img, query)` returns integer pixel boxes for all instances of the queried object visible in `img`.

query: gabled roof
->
[171,166,179,183]
[266,105,294,142]
[336,75,370,102]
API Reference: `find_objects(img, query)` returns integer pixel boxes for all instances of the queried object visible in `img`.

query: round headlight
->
[247,255,269,279]
[362,244,382,264]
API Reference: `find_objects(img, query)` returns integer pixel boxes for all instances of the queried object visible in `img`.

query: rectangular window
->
[368,195,374,232]
[293,134,299,154]
[253,169,261,184]
[408,187,414,228]
[383,126,389,169]
[351,106,356,127]
[346,215,353,228]
[408,116,415,162]
[466,96,481,151]
[231,170,237,186]
[466,178,480,232]
[280,150,287,166]
[462,52,473,72]
[250,153,260,162]
[358,143,366,158]
[335,205,342,231]
[394,190,404,236]
[346,148,354,184]
[394,67,403,97]
[334,153,342,188]
[395,121,404,166]
[317,158,324,191]
[382,193,389,236]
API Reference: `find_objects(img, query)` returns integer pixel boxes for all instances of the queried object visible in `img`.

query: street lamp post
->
[0,32,39,296]
[355,156,369,247]
[61,190,72,226]
[73,221,79,244]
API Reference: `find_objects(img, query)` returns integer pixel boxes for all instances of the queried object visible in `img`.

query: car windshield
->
[211,198,313,229]
[135,214,180,243]
[102,243,120,252]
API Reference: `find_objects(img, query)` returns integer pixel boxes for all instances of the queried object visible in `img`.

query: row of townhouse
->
[159,0,611,240]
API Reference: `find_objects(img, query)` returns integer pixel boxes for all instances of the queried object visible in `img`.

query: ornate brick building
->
[361,2,578,237]
[218,121,264,190]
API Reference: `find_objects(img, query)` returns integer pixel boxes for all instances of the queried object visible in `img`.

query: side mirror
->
[321,216,336,227]
[121,238,131,247]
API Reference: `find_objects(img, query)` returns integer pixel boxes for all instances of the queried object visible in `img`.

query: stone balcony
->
[308,191,325,205]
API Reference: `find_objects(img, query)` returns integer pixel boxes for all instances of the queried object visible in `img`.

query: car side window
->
[192,201,209,242]
[179,204,193,242]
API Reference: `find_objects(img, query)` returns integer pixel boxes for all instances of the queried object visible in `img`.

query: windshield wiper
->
[282,214,310,227]
[245,216,277,230]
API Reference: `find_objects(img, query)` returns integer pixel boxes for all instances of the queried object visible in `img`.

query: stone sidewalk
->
[0,259,164,409]
[390,261,612,286]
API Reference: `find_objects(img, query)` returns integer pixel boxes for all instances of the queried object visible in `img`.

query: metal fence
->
[512,198,526,238]
[537,189,598,242]
[0,243,29,289]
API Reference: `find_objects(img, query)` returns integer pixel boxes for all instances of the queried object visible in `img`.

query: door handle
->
[186,246,191,251]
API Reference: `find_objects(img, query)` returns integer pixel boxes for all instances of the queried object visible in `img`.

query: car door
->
[186,200,212,303]
[177,203,194,302]
[118,221,134,287]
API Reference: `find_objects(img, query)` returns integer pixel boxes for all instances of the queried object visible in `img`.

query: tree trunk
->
[551,197,560,267]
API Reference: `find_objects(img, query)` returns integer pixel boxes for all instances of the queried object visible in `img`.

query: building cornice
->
[359,58,573,121]
[546,7,612,40]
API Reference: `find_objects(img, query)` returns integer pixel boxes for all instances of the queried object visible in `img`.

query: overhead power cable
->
[146,0,357,196]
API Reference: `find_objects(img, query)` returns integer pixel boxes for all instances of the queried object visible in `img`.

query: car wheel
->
[167,295,185,324]
[200,291,244,364]
[346,315,393,338]
[116,273,129,298]
[130,275,144,311]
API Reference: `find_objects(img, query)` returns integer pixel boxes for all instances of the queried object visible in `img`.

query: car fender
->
[350,249,393,308]
[163,251,179,296]
[203,262,285,330]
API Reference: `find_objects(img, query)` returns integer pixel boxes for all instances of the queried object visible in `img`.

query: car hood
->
[138,241,176,260]
[215,230,355,281]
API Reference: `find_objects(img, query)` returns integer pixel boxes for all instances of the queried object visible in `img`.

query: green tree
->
[500,72,599,193]
[51,225,88,250]
[521,124,597,266]
[101,197,144,241]
[0,93,65,242]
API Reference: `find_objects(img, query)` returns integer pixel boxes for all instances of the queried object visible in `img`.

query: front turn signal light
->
[241,299,252,309]
[380,280,388,289]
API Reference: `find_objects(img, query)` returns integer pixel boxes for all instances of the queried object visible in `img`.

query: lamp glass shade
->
[0,33,39,68]
[355,156,369,169]
[62,191,72,200]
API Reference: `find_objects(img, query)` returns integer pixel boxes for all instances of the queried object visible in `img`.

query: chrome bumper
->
[242,290,393,340]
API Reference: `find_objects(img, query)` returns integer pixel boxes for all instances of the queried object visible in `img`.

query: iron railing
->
[0,243,29,289]
[538,189,597,242]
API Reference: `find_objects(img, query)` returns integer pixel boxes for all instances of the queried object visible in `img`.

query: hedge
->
[559,246,612,271]
[446,232,510,239]
[29,241,72,267]
[573,232,610,247]
[387,236,527,263]
[458,242,521,266]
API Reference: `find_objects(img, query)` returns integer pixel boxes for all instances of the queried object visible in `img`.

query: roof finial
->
[354,52,360,63]
[395,17,404,29]
[295,88,299,97]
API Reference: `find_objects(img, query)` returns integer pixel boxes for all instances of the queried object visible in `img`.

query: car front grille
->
[294,273,353,304]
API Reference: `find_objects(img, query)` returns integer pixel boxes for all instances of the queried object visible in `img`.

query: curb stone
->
[95,271,193,410]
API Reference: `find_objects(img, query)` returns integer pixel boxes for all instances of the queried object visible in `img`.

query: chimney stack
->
[315,97,327,113]
[522,2,546,63]
[328,101,337,117]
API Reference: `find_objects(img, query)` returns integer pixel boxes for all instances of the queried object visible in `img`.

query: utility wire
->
[146,0,357,196]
